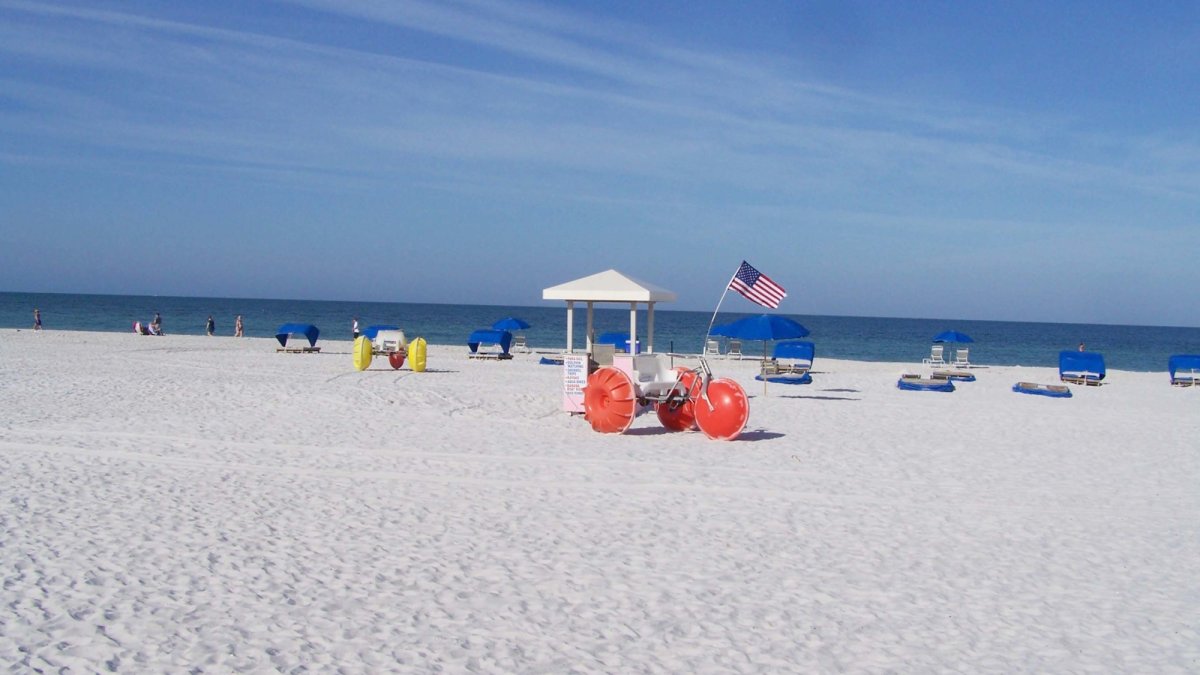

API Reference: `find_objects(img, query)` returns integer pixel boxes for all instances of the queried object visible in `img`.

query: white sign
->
[562,354,588,412]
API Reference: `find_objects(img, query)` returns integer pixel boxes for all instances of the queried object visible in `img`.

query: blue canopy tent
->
[362,325,399,340]
[467,329,513,358]
[1168,354,1200,386]
[1059,350,1106,385]
[275,323,320,348]
[596,331,639,353]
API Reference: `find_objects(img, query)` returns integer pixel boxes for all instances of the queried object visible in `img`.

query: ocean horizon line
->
[6,289,1196,331]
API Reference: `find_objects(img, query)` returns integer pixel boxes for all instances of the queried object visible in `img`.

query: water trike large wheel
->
[694,377,749,441]
[656,367,698,431]
[584,366,637,434]
[388,351,406,369]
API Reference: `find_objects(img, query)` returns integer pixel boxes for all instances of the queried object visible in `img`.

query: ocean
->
[4,291,1198,372]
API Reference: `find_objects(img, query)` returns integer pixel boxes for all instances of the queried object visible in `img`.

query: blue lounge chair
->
[1013,382,1072,398]
[1168,354,1200,386]
[1059,351,1105,385]
[468,329,513,360]
[757,340,815,384]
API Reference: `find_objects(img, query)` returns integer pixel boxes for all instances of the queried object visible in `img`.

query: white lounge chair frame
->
[953,348,970,367]
[727,339,744,360]
[923,344,946,366]
[511,334,531,353]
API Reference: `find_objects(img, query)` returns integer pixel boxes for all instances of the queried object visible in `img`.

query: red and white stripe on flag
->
[728,261,786,308]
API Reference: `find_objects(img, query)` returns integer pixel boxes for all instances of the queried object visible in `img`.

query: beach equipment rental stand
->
[542,269,676,355]
[543,270,677,413]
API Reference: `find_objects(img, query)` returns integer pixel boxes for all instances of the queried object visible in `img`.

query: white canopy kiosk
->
[542,269,677,354]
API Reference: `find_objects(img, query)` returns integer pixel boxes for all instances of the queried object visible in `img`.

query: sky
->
[1,0,1197,326]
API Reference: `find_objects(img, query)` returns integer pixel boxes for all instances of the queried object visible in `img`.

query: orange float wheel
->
[583,366,637,434]
[656,367,698,431]
[694,377,749,441]
[388,351,406,369]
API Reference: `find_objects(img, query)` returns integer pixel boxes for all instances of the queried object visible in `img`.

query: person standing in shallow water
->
[1078,341,1086,352]
[234,315,244,337]
[33,308,42,331]
[352,317,360,340]
[206,315,215,336]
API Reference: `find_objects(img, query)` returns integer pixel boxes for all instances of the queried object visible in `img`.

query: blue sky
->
[2,0,1197,325]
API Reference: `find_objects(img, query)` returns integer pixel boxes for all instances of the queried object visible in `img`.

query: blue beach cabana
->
[1059,350,1105,385]
[1168,354,1200,386]
[275,323,321,352]
[467,329,513,359]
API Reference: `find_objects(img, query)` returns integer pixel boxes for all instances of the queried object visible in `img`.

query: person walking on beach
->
[234,315,244,337]
[352,317,360,340]
[206,315,215,336]
[33,308,42,331]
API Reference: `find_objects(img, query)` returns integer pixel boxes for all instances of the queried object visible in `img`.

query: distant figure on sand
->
[352,317,360,340]
[1078,341,1086,352]
[234,315,244,337]
[206,315,215,336]
[33,308,41,331]
[151,312,163,335]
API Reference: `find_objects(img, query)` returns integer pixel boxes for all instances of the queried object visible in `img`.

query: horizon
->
[3,1,1198,326]
[5,289,1199,331]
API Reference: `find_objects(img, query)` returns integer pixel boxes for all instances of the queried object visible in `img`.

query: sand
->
[2,329,1197,672]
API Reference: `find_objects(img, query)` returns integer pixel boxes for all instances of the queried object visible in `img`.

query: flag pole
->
[703,262,742,352]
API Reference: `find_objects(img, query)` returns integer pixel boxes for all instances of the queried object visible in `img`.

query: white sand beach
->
[2,329,1197,672]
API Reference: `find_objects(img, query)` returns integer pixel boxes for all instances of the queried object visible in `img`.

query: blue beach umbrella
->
[492,317,531,331]
[932,330,974,344]
[711,314,810,395]
[712,314,810,342]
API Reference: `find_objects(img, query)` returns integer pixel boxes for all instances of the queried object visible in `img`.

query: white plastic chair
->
[727,339,744,359]
[923,344,946,366]
[953,348,970,367]
[511,334,531,353]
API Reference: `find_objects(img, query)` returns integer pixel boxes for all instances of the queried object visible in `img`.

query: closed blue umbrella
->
[492,317,531,331]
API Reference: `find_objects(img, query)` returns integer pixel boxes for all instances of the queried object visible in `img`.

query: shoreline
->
[2,328,1185,375]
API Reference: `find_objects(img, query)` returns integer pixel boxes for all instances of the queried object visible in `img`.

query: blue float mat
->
[933,371,976,382]
[897,377,955,392]
[1012,382,1072,398]
[754,373,813,385]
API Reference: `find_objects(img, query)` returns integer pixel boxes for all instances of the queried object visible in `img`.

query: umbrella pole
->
[763,342,769,397]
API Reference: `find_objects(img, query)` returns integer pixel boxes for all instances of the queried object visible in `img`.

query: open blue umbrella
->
[711,315,809,394]
[712,315,809,342]
[933,330,974,344]
[492,317,531,331]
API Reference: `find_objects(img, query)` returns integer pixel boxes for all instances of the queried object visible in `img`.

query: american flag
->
[729,261,787,308]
